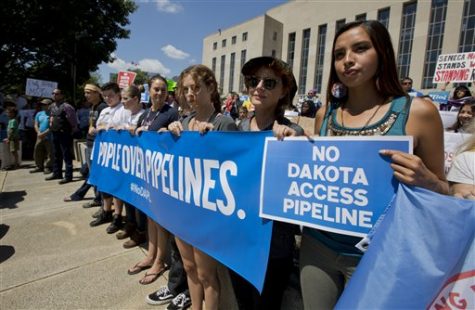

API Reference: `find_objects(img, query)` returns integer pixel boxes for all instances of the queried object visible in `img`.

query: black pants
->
[230,256,293,310]
[51,131,73,179]
[124,203,147,232]
[168,237,188,296]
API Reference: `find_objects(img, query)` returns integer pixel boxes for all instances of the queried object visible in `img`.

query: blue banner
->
[428,91,450,104]
[260,137,412,237]
[336,184,475,309]
[89,130,273,292]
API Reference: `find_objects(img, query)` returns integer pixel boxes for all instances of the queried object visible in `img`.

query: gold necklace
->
[340,102,384,132]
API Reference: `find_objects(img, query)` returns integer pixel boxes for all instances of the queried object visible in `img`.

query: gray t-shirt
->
[181,112,238,132]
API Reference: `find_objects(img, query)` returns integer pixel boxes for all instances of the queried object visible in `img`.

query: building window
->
[336,19,346,33]
[213,42,217,50]
[355,13,366,21]
[222,39,226,48]
[314,24,327,94]
[397,1,417,79]
[212,57,216,74]
[287,32,296,70]
[377,7,391,28]
[242,32,248,41]
[273,31,278,41]
[232,36,237,44]
[229,53,235,92]
[422,0,448,89]
[299,28,311,95]
[272,49,276,57]
[239,49,247,92]
[220,55,226,94]
[458,0,475,53]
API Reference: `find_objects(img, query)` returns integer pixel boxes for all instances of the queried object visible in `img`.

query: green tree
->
[0,0,136,103]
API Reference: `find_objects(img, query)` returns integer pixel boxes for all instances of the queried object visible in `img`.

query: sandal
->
[127,262,152,275]
[138,268,167,285]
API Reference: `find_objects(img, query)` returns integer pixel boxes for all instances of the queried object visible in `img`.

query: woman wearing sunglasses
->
[168,64,237,310]
[229,56,304,310]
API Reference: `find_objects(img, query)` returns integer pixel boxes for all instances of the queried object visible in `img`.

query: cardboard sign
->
[117,71,137,89]
[433,52,475,83]
[25,78,58,98]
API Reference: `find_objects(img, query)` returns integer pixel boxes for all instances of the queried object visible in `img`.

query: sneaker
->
[106,214,123,234]
[89,210,113,227]
[44,168,52,174]
[167,293,191,310]
[30,168,43,173]
[146,286,174,305]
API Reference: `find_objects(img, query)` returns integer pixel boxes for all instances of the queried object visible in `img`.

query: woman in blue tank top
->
[300,20,449,309]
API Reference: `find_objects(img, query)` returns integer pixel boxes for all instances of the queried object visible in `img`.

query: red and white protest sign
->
[433,52,475,84]
[117,71,137,89]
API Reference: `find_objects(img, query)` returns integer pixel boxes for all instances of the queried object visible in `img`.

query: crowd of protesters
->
[1,19,474,310]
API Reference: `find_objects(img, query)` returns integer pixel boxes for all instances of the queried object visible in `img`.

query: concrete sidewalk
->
[0,162,302,309]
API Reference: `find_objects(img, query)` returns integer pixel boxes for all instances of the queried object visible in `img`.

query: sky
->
[98,0,287,83]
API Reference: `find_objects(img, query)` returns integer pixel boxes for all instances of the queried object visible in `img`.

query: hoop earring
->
[331,82,347,99]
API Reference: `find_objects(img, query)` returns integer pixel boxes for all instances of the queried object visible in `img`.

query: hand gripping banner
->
[89,130,273,292]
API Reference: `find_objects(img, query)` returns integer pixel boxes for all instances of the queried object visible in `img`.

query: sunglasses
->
[245,76,280,90]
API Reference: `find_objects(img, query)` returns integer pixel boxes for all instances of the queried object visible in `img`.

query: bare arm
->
[381,98,448,194]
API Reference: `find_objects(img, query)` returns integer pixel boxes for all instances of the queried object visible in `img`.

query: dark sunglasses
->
[245,76,279,90]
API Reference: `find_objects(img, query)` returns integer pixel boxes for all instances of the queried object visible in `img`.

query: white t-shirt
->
[447,151,475,185]
[127,109,145,129]
[96,103,130,129]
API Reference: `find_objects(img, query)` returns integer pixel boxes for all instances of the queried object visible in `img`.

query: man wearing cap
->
[30,98,53,173]
[64,83,106,204]
[45,88,78,184]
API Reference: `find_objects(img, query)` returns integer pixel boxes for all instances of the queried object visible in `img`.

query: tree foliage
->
[0,0,136,101]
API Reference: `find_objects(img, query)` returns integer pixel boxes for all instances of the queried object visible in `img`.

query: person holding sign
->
[229,56,304,310]
[167,64,237,310]
[300,20,449,309]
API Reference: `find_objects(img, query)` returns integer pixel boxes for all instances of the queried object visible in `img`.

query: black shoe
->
[45,175,62,181]
[92,209,103,218]
[58,178,72,184]
[82,201,102,209]
[106,214,123,234]
[167,292,191,310]
[89,210,113,227]
[30,168,43,173]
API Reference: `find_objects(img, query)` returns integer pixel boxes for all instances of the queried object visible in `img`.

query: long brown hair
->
[176,64,221,112]
[326,20,405,105]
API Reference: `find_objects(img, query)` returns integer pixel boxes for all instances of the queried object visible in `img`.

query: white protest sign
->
[433,52,475,83]
[25,78,58,98]
[444,132,470,175]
